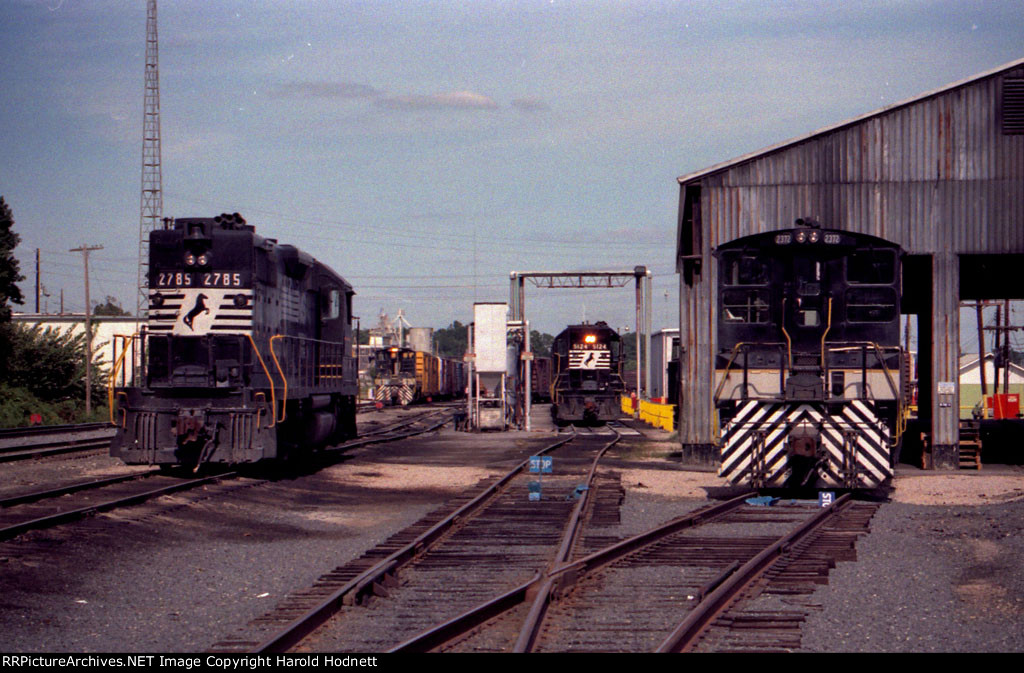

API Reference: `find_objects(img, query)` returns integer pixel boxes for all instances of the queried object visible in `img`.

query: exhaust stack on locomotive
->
[713,220,907,489]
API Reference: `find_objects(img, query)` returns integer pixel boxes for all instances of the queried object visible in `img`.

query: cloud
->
[378,90,499,111]
[268,81,382,100]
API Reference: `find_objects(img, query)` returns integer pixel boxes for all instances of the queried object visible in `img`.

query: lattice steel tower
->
[137,0,162,317]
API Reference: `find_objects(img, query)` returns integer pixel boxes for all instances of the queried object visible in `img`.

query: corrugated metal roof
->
[678,56,1024,186]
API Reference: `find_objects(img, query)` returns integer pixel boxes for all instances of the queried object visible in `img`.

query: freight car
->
[550,322,626,424]
[109,213,358,467]
[713,219,907,489]
[439,357,466,400]
[531,356,552,403]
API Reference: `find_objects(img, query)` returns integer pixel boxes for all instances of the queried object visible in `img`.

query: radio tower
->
[137,0,162,318]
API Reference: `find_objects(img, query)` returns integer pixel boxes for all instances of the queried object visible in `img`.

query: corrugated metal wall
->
[677,59,1024,463]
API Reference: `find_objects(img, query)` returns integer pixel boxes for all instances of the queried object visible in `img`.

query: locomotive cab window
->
[721,254,769,286]
[847,249,896,284]
[846,287,897,322]
[324,288,341,320]
[722,289,769,323]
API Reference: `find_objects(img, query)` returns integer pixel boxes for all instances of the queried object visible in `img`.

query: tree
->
[0,197,25,323]
[3,323,107,403]
[529,330,554,358]
[93,295,131,316]
[0,322,110,426]
[435,321,468,358]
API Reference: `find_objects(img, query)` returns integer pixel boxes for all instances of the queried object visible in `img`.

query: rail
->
[243,428,577,653]
[657,493,854,652]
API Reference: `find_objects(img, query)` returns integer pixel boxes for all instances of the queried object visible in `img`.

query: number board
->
[153,271,249,288]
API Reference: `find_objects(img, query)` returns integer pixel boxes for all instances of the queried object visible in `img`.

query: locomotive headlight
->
[151,293,165,308]
[809,231,820,243]
[184,252,196,266]
[584,334,597,344]
[197,253,210,266]
[795,231,807,243]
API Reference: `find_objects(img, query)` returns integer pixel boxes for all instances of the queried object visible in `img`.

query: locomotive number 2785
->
[156,272,243,287]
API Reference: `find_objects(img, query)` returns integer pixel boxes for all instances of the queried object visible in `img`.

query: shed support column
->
[679,269,717,465]
[930,252,960,469]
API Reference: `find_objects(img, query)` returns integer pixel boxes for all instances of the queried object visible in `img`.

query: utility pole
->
[975,301,987,398]
[983,301,1023,398]
[70,244,103,416]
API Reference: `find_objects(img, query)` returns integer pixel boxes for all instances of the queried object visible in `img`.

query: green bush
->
[0,323,109,427]
[0,383,110,427]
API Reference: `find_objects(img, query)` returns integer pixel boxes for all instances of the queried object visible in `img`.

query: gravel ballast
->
[0,420,1021,653]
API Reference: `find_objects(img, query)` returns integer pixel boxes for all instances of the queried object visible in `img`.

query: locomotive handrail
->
[268,335,289,423]
[820,297,833,370]
[107,333,137,426]
[712,342,748,404]
[825,341,905,446]
[712,341,788,404]
[780,298,793,369]
[269,334,351,422]
[245,334,277,428]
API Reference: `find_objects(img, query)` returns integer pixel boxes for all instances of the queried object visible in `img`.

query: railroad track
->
[0,408,455,543]
[0,401,427,464]
[0,469,236,542]
[0,422,116,463]
[208,427,622,653]
[213,468,875,653]
[449,493,876,653]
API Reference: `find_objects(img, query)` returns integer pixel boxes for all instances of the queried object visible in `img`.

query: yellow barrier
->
[639,400,675,432]
[621,396,675,432]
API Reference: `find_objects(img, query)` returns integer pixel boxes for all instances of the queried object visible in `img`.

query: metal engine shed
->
[676,57,1024,470]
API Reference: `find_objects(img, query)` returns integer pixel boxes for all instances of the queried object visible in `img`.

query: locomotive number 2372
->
[156,272,243,287]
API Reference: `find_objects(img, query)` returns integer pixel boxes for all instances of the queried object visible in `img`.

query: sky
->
[2,0,1023,338]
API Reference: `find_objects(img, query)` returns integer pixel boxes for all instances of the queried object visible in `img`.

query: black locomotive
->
[110,213,358,467]
[713,219,907,489]
[550,322,626,424]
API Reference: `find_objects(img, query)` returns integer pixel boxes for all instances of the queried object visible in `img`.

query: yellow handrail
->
[245,333,277,428]
[820,297,833,370]
[712,342,748,404]
[108,333,137,426]
[269,335,289,423]
[780,298,792,370]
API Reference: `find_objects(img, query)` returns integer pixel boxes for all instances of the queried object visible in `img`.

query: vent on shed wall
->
[1003,77,1024,134]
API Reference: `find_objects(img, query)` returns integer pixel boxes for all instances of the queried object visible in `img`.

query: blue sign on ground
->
[528,480,542,501]
[819,491,835,508]
[529,456,553,474]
